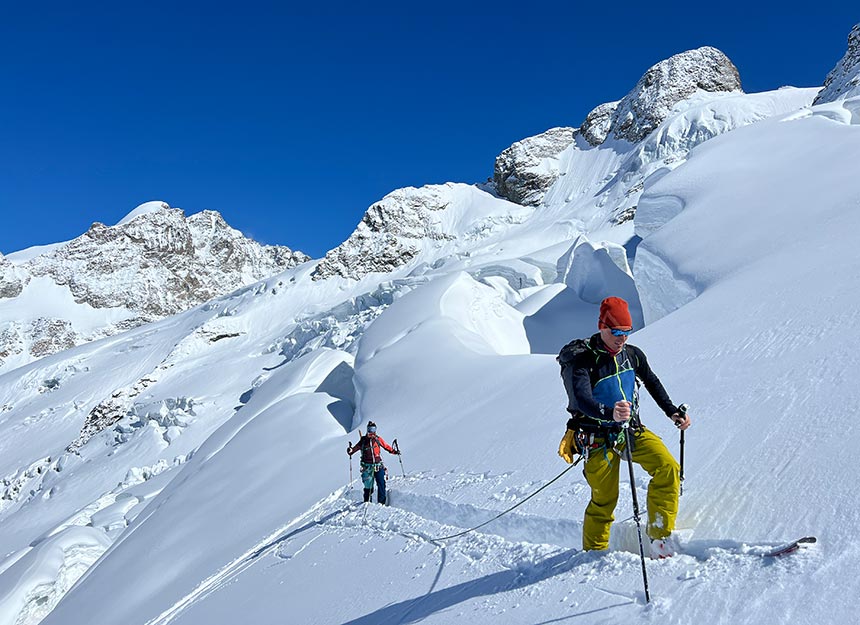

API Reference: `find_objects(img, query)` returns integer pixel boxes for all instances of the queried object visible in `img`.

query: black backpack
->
[556,338,595,416]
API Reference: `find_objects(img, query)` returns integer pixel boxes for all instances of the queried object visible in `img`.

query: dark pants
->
[361,463,387,504]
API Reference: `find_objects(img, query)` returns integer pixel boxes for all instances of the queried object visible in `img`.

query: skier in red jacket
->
[347,421,400,504]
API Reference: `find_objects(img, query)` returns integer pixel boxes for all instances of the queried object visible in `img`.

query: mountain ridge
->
[0,202,308,373]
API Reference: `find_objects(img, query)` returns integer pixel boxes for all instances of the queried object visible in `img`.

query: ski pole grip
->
[673,403,689,428]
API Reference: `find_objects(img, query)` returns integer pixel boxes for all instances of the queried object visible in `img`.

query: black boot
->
[363,488,372,503]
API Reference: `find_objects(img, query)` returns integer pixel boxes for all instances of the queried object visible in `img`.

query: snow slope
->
[2,54,860,625]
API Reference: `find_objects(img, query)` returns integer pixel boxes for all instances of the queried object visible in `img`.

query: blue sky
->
[1,3,856,258]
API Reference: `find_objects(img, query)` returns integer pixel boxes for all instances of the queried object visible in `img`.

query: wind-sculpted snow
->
[0,526,112,625]
[814,23,860,104]
[629,88,818,169]
[800,97,860,125]
[269,278,423,362]
[518,236,644,353]
[355,272,530,371]
[36,388,355,625]
[534,88,815,237]
[561,236,642,319]
[634,189,687,240]
[64,273,399,452]
[243,348,356,431]
[633,103,860,323]
[0,288,371,624]
[630,244,700,325]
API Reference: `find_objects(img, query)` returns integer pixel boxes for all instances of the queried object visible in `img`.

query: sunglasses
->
[610,327,632,337]
[367,426,377,433]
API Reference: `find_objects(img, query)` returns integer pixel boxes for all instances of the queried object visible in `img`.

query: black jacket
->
[561,333,677,431]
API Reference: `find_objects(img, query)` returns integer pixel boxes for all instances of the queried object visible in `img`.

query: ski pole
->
[623,422,650,603]
[347,441,353,490]
[393,439,405,478]
[677,403,688,496]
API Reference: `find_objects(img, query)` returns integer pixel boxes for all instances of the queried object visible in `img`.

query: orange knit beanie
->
[598,297,633,328]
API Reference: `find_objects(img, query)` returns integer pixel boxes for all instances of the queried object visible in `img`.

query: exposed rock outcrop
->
[312,184,529,282]
[814,24,860,104]
[580,101,620,146]
[313,186,455,281]
[27,204,308,317]
[494,47,742,209]
[608,46,742,144]
[493,127,576,206]
[0,254,28,298]
[0,202,309,370]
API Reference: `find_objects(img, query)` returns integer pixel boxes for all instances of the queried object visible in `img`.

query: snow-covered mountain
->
[316,47,812,286]
[0,202,309,373]
[1,24,860,625]
[492,46,743,211]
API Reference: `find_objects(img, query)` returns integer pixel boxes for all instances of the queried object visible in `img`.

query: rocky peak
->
[30,203,309,315]
[312,186,456,281]
[494,48,741,208]
[0,253,28,298]
[493,127,577,206]
[814,23,860,104]
[604,46,742,144]
[312,184,526,282]
[0,202,309,371]
[117,206,195,256]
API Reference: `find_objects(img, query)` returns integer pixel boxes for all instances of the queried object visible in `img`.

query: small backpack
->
[556,338,594,416]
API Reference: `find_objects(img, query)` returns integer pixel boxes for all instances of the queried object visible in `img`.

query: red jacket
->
[349,434,395,464]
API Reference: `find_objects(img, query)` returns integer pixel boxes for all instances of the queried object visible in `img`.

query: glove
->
[394,450,401,455]
[558,429,578,464]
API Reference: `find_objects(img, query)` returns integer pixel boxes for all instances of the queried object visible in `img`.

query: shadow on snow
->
[338,548,633,625]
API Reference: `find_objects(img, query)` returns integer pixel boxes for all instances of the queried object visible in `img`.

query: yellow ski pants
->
[582,427,680,551]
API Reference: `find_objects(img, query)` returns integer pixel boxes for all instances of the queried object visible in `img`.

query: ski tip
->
[762,536,818,557]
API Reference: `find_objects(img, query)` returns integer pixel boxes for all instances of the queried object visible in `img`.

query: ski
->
[761,536,817,558]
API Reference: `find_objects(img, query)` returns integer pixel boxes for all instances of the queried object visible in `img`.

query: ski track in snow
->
[142,491,361,625]
[143,470,821,625]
